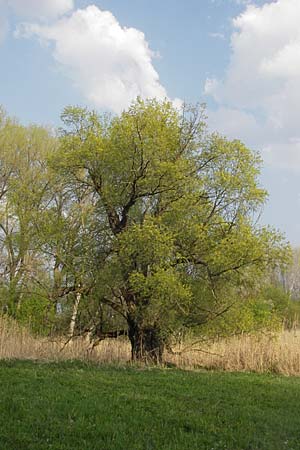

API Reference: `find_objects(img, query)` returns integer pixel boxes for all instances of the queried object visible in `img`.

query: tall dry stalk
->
[3,316,300,375]
[167,329,300,376]
[0,315,130,363]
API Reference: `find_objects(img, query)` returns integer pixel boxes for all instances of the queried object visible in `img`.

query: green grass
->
[0,361,300,449]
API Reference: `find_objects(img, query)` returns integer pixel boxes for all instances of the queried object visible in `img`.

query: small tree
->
[55,99,290,363]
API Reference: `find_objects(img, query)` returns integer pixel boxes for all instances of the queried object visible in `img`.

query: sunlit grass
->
[1,360,300,450]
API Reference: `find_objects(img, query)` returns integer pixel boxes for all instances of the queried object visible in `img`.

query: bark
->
[69,291,81,338]
[128,318,164,364]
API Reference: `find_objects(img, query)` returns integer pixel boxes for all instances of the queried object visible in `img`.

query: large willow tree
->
[53,98,288,362]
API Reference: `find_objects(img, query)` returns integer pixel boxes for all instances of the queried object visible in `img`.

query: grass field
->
[1,361,300,450]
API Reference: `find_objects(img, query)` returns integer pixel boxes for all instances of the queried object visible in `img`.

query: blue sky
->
[0,0,299,245]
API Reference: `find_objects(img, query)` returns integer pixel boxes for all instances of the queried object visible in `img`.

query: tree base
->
[128,324,164,364]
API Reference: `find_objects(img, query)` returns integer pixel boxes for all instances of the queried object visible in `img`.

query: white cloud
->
[234,0,253,4]
[6,0,74,20]
[0,0,74,43]
[17,5,177,113]
[209,32,225,40]
[208,107,261,141]
[205,0,300,170]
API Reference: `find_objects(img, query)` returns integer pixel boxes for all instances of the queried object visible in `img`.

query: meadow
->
[1,360,300,450]
[2,317,300,448]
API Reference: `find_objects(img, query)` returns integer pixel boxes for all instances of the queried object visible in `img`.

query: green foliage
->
[285,300,300,329]
[0,100,291,353]
[53,98,290,355]
[0,109,58,322]
[16,295,55,336]
[260,285,290,317]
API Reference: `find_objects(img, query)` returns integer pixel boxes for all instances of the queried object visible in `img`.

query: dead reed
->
[167,330,300,375]
[2,316,300,375]
[0,316,130,363]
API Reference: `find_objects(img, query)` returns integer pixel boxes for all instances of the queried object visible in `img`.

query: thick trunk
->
[128,319,164,364]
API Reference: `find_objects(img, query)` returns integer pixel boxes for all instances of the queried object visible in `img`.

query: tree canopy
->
[0,99,290,362]
[51,98,289,361]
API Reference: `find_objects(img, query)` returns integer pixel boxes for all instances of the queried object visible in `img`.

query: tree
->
[52,98,289,362]
[33,177,106,337]
[0,108,57,318]
[0,107,106,336]
[278,247,300,299]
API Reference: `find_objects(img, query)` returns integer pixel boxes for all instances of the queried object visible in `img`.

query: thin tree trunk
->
[69,291,81,337]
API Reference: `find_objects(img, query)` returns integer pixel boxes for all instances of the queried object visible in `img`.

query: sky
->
[0,0,299,245]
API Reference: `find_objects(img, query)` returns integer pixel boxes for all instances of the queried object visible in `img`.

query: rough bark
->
[128,318,164,364]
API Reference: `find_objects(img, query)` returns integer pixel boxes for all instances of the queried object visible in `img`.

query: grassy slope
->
[0,361,300,450]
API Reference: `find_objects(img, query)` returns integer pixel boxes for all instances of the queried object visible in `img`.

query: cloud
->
[6,0,74,20]
[205,0,300,170]
[208,107,261,141]
[17,5,178,113]
[209,32,225,40]
[0,0,74,43]
[233,0,253,4]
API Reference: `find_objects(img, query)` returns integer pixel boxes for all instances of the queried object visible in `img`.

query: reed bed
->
[0,316,130,363]
[2,316,300,375]
[167,330,300,375]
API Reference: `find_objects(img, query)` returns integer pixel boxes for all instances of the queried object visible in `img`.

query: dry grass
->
[0,316,131,363]
[167,330,300,375]
[2,315,300,375]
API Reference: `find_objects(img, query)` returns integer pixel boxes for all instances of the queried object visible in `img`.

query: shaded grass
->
[1,361,300,449]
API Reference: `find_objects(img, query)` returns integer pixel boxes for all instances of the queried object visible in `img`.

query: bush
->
[16,296,55,336]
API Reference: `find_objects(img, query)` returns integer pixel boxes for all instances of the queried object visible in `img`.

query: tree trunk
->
[128,318,164,364]
[69,291,81,338]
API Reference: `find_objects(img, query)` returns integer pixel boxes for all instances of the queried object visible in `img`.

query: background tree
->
[0,109,56,322]
[0,107,114,336]
[279,248,300,299]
